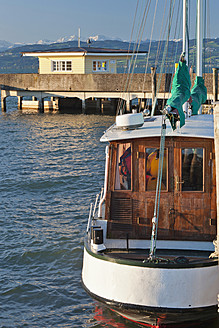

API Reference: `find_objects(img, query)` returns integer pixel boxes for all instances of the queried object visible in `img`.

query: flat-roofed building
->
[22,47,146,74]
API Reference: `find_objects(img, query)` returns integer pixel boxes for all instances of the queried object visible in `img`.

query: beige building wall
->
[39,56,85,74]
[85,55,129,74]
[38,54,130,74]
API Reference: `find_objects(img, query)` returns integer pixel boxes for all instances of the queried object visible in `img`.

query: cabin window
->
[145,148,167,191]
[181,148,204,191]
[92,60,109,72]
[115,143,132,190]
[52,60,72,72]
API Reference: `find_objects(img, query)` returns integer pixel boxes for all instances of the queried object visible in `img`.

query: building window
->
[92,60,109,72]
[52,60,72,72]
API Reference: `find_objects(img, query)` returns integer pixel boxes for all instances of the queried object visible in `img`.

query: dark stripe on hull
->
[82,280,218,327]
[84,241,218,269]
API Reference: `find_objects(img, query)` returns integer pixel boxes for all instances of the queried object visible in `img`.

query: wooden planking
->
[105,137,216,241]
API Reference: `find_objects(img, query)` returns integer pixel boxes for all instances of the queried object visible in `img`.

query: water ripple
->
[0,103,115,327]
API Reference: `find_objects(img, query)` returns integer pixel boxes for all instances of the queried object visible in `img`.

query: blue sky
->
[0,0,218,43]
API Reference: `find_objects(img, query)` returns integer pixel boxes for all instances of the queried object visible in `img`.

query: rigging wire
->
[118,0,178,116]
[149,0,181,259]
[191,2,197,73]
[141,0,161,112]
[154,0,168,70]
[116,0,140,115]
[164,0,178,73]
[149,115,166,259]
[167,0,183,99]
[140,0,159,107]
[121,0,152,114]
[118,0,152,115]
[151,0,176,116]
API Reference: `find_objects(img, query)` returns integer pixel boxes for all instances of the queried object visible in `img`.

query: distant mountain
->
[88,34,123,42]
[0,37,218,74]
[0,34,123,51]
[0,40,14,52]
[35,35,78,45]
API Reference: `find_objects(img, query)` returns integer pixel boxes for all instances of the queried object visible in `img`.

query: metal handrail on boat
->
[86,187,104,233]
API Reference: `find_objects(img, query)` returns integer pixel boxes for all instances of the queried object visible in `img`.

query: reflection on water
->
[87,303,219,328]
[0,100,218,328]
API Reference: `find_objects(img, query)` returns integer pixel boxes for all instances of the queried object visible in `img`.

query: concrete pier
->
[0,70,218,114]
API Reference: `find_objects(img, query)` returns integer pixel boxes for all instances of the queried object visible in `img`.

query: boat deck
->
[102,248,218,268]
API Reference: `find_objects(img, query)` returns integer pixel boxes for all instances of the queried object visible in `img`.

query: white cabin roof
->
[100,114,214,142]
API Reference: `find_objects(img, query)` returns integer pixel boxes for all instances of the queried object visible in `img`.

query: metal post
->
[151,67,156,111]
[78,28,81,48]
[197,0,203,77]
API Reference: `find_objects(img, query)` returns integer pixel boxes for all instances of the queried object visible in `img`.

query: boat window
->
[115,143,131,190]
[181,148,204,191]
[145,148,167,191]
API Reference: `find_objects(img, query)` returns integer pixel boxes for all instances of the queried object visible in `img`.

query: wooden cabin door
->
[172,138,215,240]
[106,138,216,241]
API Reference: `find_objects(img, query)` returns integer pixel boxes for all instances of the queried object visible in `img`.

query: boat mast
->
[196,0,203,77]
[197,0,203,114]
[182,0,189,116]
[183,0,189,64]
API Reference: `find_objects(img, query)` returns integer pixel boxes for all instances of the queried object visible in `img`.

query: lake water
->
[0,99,218,328]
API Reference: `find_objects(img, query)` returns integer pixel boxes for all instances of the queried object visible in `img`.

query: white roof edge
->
[22,52,147,57]
[100,132,214,142]
[84,53,147,57]
[22,52,86,57]
[100,115,214,142]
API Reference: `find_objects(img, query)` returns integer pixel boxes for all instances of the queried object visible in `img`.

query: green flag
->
[166,61,191,129]
[191,76,207,115]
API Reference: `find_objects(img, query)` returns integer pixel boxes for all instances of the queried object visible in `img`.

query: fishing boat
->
[82,1,219,326]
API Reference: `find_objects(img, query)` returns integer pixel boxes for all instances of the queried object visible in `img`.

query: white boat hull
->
[82,244,219,325]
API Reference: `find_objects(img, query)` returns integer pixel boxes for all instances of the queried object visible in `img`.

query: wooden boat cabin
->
[102,114,216,243]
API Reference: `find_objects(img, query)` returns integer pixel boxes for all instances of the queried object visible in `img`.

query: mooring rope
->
[149,115,166,259]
